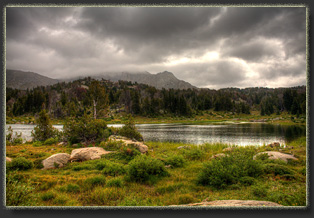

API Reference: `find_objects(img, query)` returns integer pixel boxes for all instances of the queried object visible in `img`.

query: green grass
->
[5,136,307,207]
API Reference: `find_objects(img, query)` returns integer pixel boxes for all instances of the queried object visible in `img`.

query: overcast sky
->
[6,6,306,89]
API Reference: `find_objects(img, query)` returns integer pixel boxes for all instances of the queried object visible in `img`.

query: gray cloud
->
[6,6,306,88]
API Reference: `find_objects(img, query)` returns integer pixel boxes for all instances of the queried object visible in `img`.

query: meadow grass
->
[5,136,307,207]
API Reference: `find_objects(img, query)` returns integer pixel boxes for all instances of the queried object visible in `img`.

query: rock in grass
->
[170,200,283,207]
[267,142,281,148]
[69,147,112,162]
[108,135,148,153]
[253,151,298,163]
[222,147,234,152]
[211,153,227,159]
[177,146,190,150]
[42,153,71,170]
[6,157,12,162]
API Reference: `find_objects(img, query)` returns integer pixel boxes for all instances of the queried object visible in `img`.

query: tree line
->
[6,77,306,119]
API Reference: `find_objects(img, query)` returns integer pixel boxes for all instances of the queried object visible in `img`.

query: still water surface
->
[5,123,305,146]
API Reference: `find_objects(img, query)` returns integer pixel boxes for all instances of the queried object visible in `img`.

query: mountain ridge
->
[6,69,197,90]
[6,69,59,90]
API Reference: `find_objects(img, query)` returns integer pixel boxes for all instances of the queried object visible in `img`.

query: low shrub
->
[33,158,45,169]
[263,163,296,176]
[106,177,124,187]
[120,145,141,160]
[72,164,93,171]
[101,162,126,177]
[165,155,185,168]
[177,194,196,205]
[251,184,269,198]
[41,191,56,201]
[6,172,37,206]
[127,155,168,183]
[7,157,34,171]
[239,176,256,186]
[43,137,58,145]
[100,140,123,151]
[86,186,124,205]
[182,149,205,161]
[6,126,24,145]
[155,183,184,194]
[32,141,42,147]
[64,184,80,193]
[84,176,106,189]
[197,152,263,189]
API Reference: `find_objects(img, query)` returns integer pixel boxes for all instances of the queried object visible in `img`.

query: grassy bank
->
[6,110,306,125]
[5,136,307,207]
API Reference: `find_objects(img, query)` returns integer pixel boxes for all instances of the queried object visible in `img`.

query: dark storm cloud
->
[6,6,306,88]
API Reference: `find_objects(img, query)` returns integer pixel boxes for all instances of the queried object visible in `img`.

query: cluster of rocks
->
[6,136,149,170]
[210,142,298,163]
[108,135,148,153]
[41,147,114,170]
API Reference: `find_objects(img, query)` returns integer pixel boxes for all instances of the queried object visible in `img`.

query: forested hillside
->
[6,77,306,119]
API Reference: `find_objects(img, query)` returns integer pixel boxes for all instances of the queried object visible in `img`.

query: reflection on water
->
[5,123,305,146]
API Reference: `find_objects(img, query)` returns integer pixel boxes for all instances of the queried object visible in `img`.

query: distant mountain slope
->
[6,69,59,90]
[95,71,197,90]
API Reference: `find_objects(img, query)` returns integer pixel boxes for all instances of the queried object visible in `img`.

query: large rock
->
[69,147,112,162]
[42,153,71,170]
[170,200,282,207]
[108,135,148,153]
[211,153,227,159]
[222,147,234,152]
[6,157,12,162]
[253,151,298,163]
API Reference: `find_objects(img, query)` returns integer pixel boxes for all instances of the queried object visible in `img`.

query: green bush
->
[120,145,141,160]
[106,177,124,187]
[100,140,123,151]
[33,158,45,169]
[197,152,263,189]
[165,155,185,168]
[95,160,127,176]
[6,172,37,206]
[84,176,106,189]
[251,184,269,198]
[43,137,58,145]
[41,192,56,201]
[65,184,80,193]
[118,115,143,141]
[127,155,168,183]
[155,183,184,194]
[263,163,296,176]
[32,109,59,142]
[63,113,109,144]
[7,157,34,171]
[6,126,23,145]
[32,141,42,147]
[178,194,196,205]
[239,176,256,186]
[72,164,93,171]
[182,149,205,160]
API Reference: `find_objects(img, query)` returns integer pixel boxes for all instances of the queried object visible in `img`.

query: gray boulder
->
[108,135,148,153]
[42,153,71,170]
[211,153,227,159]
[69,147,112,162]
[253,151,298,163]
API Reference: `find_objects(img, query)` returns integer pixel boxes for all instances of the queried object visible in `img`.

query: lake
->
[5,122,306,146]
